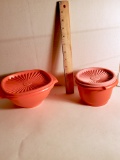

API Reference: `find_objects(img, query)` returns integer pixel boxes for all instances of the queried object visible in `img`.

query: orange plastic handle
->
[47,73,58,85]
[0,86,5,99]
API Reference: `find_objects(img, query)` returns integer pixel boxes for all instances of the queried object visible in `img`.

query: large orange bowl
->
[0,69,58,108]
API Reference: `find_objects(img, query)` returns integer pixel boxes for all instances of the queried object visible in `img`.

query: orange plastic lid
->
[76,67,116,87]
[1,69,53,96]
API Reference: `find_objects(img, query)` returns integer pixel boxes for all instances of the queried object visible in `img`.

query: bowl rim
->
[76,79,118,90]
[1,69,56,97]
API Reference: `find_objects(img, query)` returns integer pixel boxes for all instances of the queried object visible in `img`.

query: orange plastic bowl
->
[0,69,58,108]
[75,67,118,106]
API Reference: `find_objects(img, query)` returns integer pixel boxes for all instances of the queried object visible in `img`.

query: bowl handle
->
[0,86,5,99]
[103,79,118,90]
[48,73,58,85]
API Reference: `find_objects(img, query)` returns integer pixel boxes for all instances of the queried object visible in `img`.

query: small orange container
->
[75,67,118,106]
[0,69,58,108]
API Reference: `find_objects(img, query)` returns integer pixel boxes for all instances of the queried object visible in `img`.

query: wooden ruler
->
[59,1,74,94]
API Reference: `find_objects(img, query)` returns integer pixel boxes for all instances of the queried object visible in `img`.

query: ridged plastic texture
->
[76,67,116,87]
[1,70,51,95]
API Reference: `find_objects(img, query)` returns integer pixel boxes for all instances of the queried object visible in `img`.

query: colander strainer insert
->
[1,70,51,95]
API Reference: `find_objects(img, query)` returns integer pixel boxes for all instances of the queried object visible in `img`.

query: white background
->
[0,0,120,84]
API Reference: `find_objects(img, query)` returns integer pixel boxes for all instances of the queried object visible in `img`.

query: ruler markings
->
[59,1,74,94]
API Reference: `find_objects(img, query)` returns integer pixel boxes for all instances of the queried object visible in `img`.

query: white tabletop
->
[0,86,120,160]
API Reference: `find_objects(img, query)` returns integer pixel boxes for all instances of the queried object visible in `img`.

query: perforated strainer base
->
[76,67,116,87]
[1,70,51,95]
